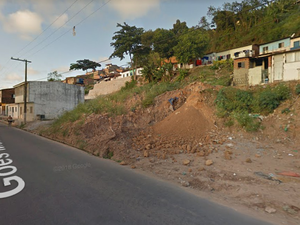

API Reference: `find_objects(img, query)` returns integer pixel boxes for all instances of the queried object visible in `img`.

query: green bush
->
[256,89,280,113]
[141,82,182,108]
[215,84,291,131]
[177,69,189,81]
[273,83,290,101]
[121,79,137,91]
[234,112,261,132]
[252,84,291,114]
[215,88,253,113]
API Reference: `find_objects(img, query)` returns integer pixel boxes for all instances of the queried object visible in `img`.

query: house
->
[0,88,15,116]
[160,56,195,70]
[90,64,123,82]
[120,67,143,78]
[64,74,94,86]
[203,45,258,66]
[232,37,300,86]
[10,81,84,122]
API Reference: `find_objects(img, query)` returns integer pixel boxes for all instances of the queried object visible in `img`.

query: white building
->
[10,81,84,122]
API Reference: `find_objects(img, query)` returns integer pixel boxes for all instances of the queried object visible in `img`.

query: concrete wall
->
[14,81,84,121]
[249,67,262,86]
[233,68,248,86]
[284,62,300,81]
[86,76,132,99]
[27,82,84,119]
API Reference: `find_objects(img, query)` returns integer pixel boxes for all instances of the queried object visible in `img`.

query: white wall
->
[86,76,132,99]
[284,62,300,81]
[28,82,84,119]
[14,81,84,120]
[248,67,262,86]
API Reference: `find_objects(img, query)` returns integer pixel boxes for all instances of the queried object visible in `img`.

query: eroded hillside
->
[32,80,300,225]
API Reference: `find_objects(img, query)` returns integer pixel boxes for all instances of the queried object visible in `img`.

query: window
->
[263,46,268,53]
[238,62,245,68]
[30,107,33,113]
[278,42,284,48]
[286,53,295,63]
[296,52,300,62]
[20,107,22,115]
[15,107,17,112]
[294,41,300,48]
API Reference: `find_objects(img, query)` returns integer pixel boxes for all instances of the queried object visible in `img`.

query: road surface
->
[0,123,273,225]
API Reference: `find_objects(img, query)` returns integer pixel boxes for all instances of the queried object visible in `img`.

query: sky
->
[0,0,237,89]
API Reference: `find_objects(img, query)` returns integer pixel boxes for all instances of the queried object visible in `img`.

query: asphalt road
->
[0,123,273,225]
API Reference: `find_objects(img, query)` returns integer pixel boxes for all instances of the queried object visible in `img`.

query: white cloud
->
[51,13,69,28]
[109,0,160,20]
[2,10,43,40]
[52,66,69,73]
[5,73,23,81]
[28,67,39,75]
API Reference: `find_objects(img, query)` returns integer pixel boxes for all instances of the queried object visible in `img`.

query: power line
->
[0,0,79,76]
[30,57,113,82]
[16,0,79,58]
[1,0,111,81]
[26,0,113,58]
[21,0,95,58]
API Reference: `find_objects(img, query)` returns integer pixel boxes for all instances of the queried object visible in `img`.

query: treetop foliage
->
[69,59,101,71]
[109,0,299,81]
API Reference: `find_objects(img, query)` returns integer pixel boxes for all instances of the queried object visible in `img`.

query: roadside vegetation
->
[47,56,298,134]
[215,83,292,131]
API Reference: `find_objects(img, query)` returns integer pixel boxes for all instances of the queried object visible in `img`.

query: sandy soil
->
[27,81,300,225]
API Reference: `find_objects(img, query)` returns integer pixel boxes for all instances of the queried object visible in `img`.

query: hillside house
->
[9,81,84,122]
[120,67,143,78]
[64,74,94,86]
[0,88,15,116]
[90,64,123,82]
[162,56,194,70]
[232,37,300,86]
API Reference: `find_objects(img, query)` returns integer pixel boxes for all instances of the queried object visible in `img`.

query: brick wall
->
[234,58,250,70]
[1,89,15,103]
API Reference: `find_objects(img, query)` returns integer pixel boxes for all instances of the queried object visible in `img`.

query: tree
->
[152,28,177,59]
[47,71,62,82]
[69,59,101,71]
[173,28,209,64]
[172,19,188,35]
[110,22,144,75]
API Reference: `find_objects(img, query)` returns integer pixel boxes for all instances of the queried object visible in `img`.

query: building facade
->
[10,81,84,122]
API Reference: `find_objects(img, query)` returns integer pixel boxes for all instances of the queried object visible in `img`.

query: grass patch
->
[215,83,292,131]
[188,60,233,86]
[141,82,182,108]
[295,84,300,95]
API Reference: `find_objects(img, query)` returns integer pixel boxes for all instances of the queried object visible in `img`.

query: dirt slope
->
[33,81,300,225]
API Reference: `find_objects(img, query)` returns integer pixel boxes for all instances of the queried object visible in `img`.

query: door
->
[273,55,283,80]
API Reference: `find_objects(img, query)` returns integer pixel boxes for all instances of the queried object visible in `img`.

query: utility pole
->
[11,57,31,125]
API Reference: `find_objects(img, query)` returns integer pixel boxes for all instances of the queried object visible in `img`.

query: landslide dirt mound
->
[153,104,212,141]
[152,84,216,142]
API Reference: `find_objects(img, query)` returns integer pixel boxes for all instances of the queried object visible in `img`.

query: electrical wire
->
[21,0,95,58]
[0,0,79,75]
[1,0,111,82]
[27,0,113,58]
